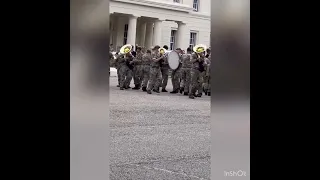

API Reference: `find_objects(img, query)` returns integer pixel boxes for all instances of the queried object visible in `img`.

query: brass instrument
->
[120,44,133,56]
[193,44,207,72]
[193,44,207,60]
[119,44,134,69]
[159,48,167,56]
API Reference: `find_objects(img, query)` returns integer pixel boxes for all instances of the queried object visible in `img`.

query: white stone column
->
[127,15,138,46]
[145,22,154,49]
[152,19,163,46]
[139,22,147,47]
[110,15,114,46]
[176,22,188,50]
[116,16,124,49]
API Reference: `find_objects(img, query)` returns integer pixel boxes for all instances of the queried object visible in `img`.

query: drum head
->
[168,51,180,70]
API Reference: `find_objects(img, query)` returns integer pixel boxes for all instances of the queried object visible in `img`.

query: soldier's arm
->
[190,54,199,63]
[152,55,163,62]
[132,55,142,63]
[115,54,124,62]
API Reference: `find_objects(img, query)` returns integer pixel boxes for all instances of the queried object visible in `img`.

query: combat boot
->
[208,92,211,96]
[189,95,195,99]
[170,89,179,94]
[154,89,160,93]
[117,85,120,87]
[147,90,152,94]
[142,87,147,91]
[180,87,184,94]
[161,88,168,92]
[132,85,140,90]
[196,93,202,97]
[120,87,124,90]
[184,92,188,96]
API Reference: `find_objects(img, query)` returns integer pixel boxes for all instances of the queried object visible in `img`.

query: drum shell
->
[167,51,180,70]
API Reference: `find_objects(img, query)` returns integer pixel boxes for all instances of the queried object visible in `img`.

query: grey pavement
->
[110,77,211,180]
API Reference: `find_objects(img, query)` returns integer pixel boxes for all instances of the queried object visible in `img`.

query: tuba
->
[193,44,207,58]
[119,44,134,69]
[193,44,207,72]
[119,44,133,57]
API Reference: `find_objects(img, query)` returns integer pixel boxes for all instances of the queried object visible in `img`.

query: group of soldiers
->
[110,44,211,99]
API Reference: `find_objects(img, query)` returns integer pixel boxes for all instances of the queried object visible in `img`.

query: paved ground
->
[110,77,211,180]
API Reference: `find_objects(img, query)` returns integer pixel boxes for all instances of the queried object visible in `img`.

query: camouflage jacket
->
[181,54,192,68]
[134,52,144,65]
[141,53,151,65]
[150,52,162,68]
[191,52,205,70]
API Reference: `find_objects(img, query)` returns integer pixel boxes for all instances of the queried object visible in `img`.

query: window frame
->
[189,31,198,50]
[193,0,199,12]
[170,29,177,50]
[123,24,129,45]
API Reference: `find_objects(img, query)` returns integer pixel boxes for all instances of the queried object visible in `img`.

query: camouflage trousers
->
[141,65,150,88]
[160,65,169,89]
[133,65,143,87]
[147,67,162,91]
[189,69,204,95]
[203,75,210,93]
[116,67,120,85]
[180,68,191,93]
[119,65,133,88]
[198,71,205,94]
[171,68,182,91]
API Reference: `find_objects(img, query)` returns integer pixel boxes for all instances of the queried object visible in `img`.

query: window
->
[193,0,199,12]
[189,32,197,49]
[173,0,180,3]
[170,30,177,50]
[123,24,128,45]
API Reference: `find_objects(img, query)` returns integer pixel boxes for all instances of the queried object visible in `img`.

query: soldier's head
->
[146,49,151,55]
[153,45,160,52]
[206,48,211,55]
[163,45,169,50]
[176,48,182,54]
[136,46,142,53]
[187,47,192,54]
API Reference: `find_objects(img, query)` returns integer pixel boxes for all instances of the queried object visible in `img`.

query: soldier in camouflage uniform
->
[197,64,206,97]
[189,51,205,99]
[113,53,121,87]
[180,47,192,96]
[203,53,211,96]
[147,45,163,94]
[141,50,152,91]
[160,45,169,92]
[132,47,144,90]
[115,51,134,90]
[170,48,183,94]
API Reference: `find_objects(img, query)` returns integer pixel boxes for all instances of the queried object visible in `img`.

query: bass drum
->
[167,51,180,70]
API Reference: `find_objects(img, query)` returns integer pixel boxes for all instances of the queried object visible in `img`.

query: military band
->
[111,43,211,99]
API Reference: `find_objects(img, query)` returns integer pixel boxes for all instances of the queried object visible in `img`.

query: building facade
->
[110,0,211,51]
